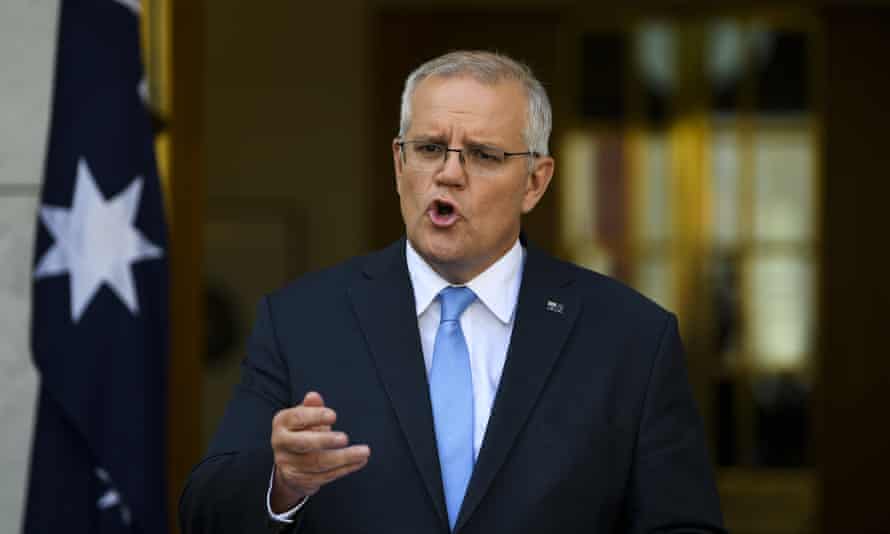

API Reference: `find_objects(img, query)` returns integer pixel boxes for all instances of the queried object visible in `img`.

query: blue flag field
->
[24,0,169,532]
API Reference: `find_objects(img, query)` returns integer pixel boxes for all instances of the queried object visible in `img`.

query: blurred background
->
[2,1,889,533]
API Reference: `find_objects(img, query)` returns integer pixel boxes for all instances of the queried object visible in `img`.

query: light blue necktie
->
[430,286,477,530]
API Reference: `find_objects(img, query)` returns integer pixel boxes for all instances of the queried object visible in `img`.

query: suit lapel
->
[455,245,581,532]
[348,241,449,529]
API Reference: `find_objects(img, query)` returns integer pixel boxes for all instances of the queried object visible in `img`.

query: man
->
[180,50,725,533]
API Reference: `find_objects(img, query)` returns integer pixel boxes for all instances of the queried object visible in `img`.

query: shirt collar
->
[405,238,524,324]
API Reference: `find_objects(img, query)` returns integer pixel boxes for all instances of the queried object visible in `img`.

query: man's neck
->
[407,238,520,285]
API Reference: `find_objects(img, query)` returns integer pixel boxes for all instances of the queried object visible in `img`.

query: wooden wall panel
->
[167,1,206,532]
[819,7,890,533]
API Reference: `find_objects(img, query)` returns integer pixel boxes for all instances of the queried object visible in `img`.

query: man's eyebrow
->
[465,139,502,148]
[463,138,508,151]
[408,134,508,149]
[409,134,447,144]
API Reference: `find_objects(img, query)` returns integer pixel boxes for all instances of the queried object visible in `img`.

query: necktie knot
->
[439,286,476,323]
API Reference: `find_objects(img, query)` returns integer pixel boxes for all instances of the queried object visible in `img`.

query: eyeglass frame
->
[396,140,540,175]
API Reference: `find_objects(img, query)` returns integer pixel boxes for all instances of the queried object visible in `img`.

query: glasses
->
[397,140,538,176]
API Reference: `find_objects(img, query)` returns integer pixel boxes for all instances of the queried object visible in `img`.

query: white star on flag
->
[34,158,164,322]
[95,467,132,526]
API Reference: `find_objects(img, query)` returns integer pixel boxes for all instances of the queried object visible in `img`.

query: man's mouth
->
[428,199,460,227]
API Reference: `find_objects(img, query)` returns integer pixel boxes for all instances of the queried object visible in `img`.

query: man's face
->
[393,75,554,283]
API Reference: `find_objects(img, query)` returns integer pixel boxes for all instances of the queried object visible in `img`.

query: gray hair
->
[398,50,552,157]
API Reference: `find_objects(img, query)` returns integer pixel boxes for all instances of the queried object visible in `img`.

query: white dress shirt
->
[268,238,524,522]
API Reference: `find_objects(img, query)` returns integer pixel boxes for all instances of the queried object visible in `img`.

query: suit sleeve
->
[627,314,727,534]
[179,296,303,534]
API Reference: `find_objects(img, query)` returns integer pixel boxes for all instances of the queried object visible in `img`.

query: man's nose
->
[435,149,467,187]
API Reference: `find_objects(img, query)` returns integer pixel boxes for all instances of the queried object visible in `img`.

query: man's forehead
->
[408,75,527,141]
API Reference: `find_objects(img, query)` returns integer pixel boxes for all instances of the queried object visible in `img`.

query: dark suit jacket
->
[180,239,725,533]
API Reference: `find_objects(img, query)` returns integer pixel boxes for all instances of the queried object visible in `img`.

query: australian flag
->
[24,0,168,532]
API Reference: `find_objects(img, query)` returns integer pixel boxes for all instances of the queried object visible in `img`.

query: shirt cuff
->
[267,467,307,523]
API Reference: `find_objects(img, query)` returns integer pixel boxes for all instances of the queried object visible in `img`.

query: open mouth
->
[428,199,459,227]
[435,200,454,216]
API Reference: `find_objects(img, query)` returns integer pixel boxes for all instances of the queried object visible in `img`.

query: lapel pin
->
[545,299,564,314]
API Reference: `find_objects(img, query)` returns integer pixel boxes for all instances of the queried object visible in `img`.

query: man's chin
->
[416,240,464,266]
[411,234,472,278]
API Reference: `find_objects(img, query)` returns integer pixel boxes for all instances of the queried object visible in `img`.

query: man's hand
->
[270,391,371,513]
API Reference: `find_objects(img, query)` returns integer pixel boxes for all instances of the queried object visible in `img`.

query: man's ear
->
[521,155,554,214]
[392,139,404,196]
